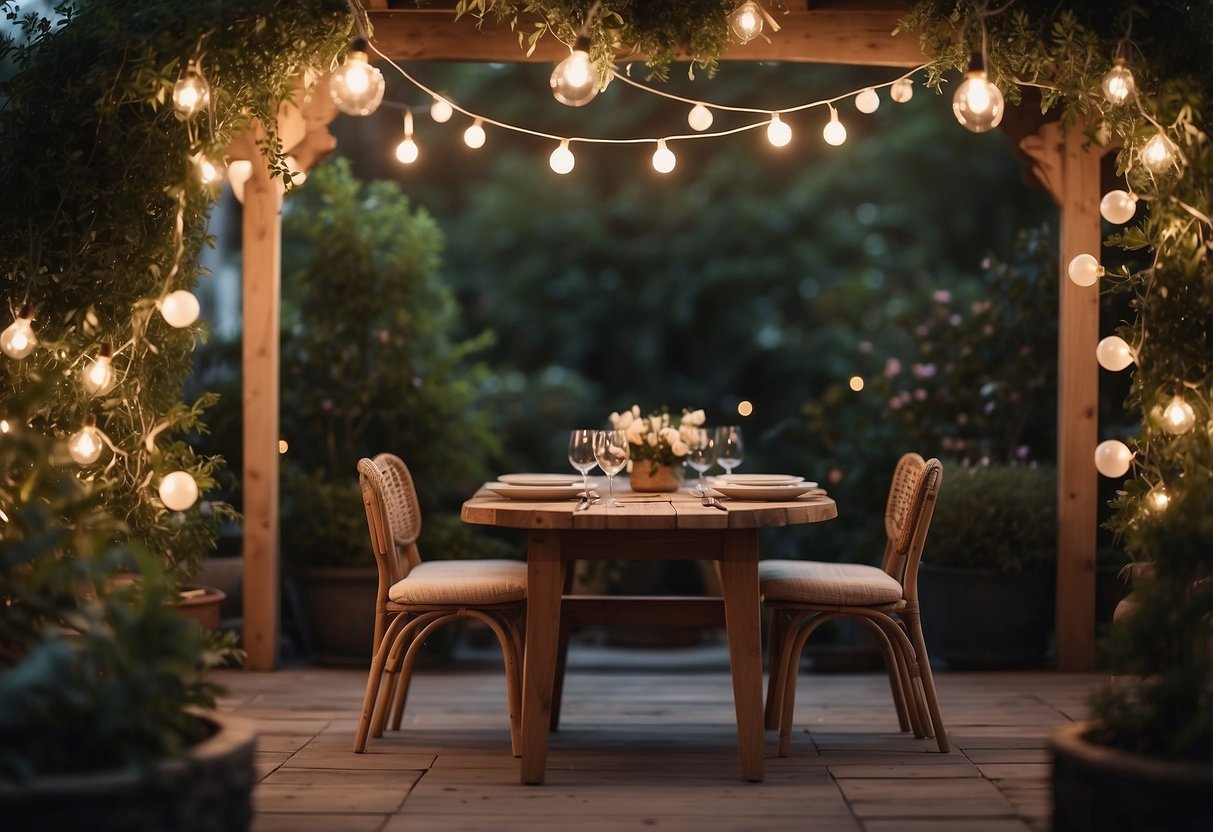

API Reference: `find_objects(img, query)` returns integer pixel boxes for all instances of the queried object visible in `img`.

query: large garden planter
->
[1052,720,1213,832]
[918,562,1054,669]
[0,709,255,832]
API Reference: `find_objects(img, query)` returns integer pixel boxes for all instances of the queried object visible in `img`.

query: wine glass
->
[715,425,745,478]
[593,428,630,508]
[685,427,716,496]
[568,429,599,501]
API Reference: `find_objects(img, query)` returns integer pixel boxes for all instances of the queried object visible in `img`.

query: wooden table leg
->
[521,531,564,785]
[719,529,765,782]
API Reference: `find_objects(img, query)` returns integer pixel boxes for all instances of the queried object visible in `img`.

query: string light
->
[652,139,676,174]
[1162,393,1196,435]
[463,118,486,149]
[430,95,453,123]
[822,106,847,146]
[550,35,599,107]
[1094,439,1133,478]
[729,1,764,44]
[549,139,575,174]
[848,376,864,391]
[227,159,253,203]
[160,289,200,328]
[196,154,224,187]
[1096,335,1134,371]
[285,155,308,188]
[172,62,210,120]
[1140,132,1176,173]
[0,419,10,433]
[158,470,200,512]
[1,304,36,359]
[855,87,880,114]
[1067,253,1104,287]
[1100,189,1137,224]
[81,343,116,397]
[688,103,714,131]
[1101,58,1135,106]
[68,415,105,466]
[329,37,385,116]
[1147,485,1170,512]
[890,78,913,103]
[952,52,1004,133]
[766,113,791,147]
[395,108,419,164]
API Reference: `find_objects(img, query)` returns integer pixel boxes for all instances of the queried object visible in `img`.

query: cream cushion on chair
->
[389,560,527,606]
[759,560,904,606]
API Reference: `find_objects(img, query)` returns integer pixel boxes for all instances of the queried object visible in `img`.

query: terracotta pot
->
[1052,720,1213,831]
[174,584,226,631]
[629,461,681,492]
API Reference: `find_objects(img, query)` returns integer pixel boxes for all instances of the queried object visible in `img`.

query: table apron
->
[545,527,754,561]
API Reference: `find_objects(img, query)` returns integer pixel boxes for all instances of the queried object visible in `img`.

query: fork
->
[701,492,727,511]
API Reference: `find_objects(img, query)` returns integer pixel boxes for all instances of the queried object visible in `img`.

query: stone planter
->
[0,709,256,832]
[1052,720,1213,832]
[629,461,681,492]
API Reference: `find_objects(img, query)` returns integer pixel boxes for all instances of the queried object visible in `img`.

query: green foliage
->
[924,463,1057,574]
[279,158,503,569]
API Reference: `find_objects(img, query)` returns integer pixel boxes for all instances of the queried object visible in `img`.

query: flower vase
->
[629,461,682,493]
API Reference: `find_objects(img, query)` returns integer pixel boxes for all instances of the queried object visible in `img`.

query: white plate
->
[498,473,583,487]
[485,482,586,501]
[712,483,823,501]
[713,474,808,486]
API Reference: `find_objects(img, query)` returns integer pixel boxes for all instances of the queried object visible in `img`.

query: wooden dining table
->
[461,482,837,785]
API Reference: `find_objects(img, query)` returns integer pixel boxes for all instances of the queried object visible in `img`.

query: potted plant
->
[917,463,1057,669]
[609,404,704,492]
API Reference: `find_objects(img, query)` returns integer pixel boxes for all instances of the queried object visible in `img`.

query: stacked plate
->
[709,473,823,502]
[485,473,590,501]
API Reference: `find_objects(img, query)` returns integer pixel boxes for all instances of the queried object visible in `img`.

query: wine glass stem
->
[607,474,615,504]
[582,471,589,496]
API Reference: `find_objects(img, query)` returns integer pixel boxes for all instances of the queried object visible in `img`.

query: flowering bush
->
[608,405,706,472]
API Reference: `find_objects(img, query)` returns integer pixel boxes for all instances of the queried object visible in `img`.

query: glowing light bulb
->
[549,140,575,175]
[848,376,864,391]
[1147,486,1170,512]
[395,108,418,164]
[1094,439,1132,478]
[329,37,385,116]
[1140,132,1175,174]
[227,160,253,204]
[766,113,792,147]
[652,139,676,174]
[688,103,714,131]
[158,470,200,512]
[1162,394,1196,435]
[855,87,880,114]
[890,78,913,103]
[81,344,116,396]
[729,1,764,44]
[822,107,847,146]
[952,54,1004,133]
[196,154,224,187]
[160,290,200,328]
[1096,335,1133,371]
[0,419,10,434]
[1101,59,1135,105]
[69,415,104,466]
[550,36,599,107]
[1100,190,1137,224]
[172,65,210,120]
[430,95,453,123]
[1,305,36,359]
[285,155,307,188]
[463,118,486,149]
[1067,253,1103,287]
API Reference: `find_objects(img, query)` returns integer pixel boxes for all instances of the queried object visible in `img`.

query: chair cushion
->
[759,560,903,607]
[389,560,527,606]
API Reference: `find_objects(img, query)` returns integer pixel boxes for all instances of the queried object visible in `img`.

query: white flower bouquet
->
[608,405,707,473]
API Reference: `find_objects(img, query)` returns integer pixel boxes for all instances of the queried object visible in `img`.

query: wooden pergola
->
[236,1,1105,672]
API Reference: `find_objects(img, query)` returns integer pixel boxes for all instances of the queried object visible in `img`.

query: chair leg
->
[354,613,410,753]
[764,608,788,730]
[856,617,911,733]
[904,609,949,752]
[389,657,414,732]
[777,618,826,757]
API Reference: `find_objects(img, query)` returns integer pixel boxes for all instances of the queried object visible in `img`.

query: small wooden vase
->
[629,461,682,493]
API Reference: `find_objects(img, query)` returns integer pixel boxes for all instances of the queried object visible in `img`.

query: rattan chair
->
[760,453,948,755]
[354,453,527,755]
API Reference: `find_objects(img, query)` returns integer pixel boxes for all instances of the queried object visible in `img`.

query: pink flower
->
[884,357,902,378]
[914,388,927,401]
[911,363,936,379]
[858,340,873,354]
[932,290,952,304]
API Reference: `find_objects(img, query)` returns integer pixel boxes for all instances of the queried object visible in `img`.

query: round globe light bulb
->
[81,352,116,396]
[69,419,104,466]
[729,1,764,44]
[688,103,714,132]
[328,40,385,116]
[1162,395,1196,435]
[550,38,599,107]
[430,96,453,123]
[172,69,210,120]
[652,140,676,174]
[159,470,200,512]
[197,155,224,187]
[1096,335,1133,371]
[822,112,847,146]
[1094,439,1133,478]
[1,309,36,359]
[766,114,792,147]
[395,137,419,164]
[284,156,307,188]
[1099,190,1137,225]
[463,120,486,149]
[1101,60,1135,105]
[160,290,200,328]
[226,159,254,204]
[1147,487,1170,512]
[890,78,913,103]
[1140,132,1175,174]
[855,87,880,114]
[952,70,1005,133]
[1067,253,1103,287]
[549,141,575,175]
